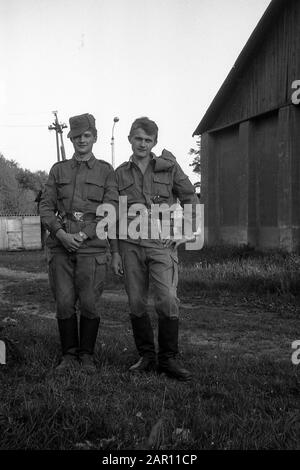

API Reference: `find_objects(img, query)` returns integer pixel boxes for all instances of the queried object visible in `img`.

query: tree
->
[0,154,19,213]
[16,168,48,194]
[188,137,201,198]
[189,137,201,176]
[0,153,48,214]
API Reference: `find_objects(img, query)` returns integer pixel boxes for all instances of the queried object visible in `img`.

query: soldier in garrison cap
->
[40,113,119,374]
[112,117,200,382]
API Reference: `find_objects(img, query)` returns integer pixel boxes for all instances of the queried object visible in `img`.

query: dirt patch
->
[0,267,297,363]
[0,267,201,310]
[0,267,48,281]
[186,328,293,361]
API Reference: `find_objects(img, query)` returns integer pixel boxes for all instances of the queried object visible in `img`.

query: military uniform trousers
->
[48,252,107,320]
[119,241,179,319]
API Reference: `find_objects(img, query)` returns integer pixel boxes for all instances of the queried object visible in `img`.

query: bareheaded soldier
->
[112,117,200,381]
[40,113,119,373]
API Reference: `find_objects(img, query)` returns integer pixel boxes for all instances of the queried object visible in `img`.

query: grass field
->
[0,248,300,450]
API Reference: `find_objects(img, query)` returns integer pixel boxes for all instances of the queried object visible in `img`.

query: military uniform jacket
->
[115,149,199,246]
[39,154,119,253]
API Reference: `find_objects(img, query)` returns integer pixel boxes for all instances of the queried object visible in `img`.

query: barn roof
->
[193,0,286,136]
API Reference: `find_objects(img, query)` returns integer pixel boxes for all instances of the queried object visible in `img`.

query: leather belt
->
[64,212,96,222]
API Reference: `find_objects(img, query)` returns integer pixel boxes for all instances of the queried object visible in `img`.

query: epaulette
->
[115,161,129,171]
[97,159,114,168]
[51,159,70,168]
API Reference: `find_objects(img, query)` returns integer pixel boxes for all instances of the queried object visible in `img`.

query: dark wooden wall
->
[253,113,278,228]
[291,108,300,227]
[212,0,300,130]
[215,129,239,226]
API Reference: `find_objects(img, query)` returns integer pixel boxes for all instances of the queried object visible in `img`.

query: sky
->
[0,0,272,183]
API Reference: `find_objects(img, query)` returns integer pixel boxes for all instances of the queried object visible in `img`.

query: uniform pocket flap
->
[95,254,108,265]
[119,181,134,190]
[57,178,72,199]
[153,173,170,185]
[86,177,105,201]
[86,175,104,187]
[118,173,135,190]
[58,178,71,185]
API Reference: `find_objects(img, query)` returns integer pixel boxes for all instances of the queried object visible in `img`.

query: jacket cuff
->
[108,238,119,253]
[51,221,64,236]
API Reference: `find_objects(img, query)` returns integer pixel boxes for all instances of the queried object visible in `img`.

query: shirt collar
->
[71,153,96,169]
[129,153,155,168]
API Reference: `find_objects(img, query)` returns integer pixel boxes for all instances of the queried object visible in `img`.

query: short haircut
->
[129,117,158,140]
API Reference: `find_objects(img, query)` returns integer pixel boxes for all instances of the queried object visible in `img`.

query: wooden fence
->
[0,215,42,250]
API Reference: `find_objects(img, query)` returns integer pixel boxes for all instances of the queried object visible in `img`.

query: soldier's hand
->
[162,239,181,250]
[111,252,124,276]
[56,230,82,252]
[162,235,196,250]
[74,232,87,244]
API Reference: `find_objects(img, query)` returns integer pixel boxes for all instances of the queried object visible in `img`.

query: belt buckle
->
[73,211,84,222]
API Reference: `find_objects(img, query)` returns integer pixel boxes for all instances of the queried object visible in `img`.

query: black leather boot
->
[56,314,79,372]
[129,315,156,373]
[78,316,100,373]
[158,318,192,382]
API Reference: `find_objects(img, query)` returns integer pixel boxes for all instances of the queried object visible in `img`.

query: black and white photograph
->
[0,0,299,457]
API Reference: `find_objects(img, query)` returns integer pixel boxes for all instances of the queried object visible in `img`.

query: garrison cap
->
[67,113,97,138]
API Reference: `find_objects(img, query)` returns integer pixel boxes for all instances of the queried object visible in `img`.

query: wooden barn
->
[193,0,300,251]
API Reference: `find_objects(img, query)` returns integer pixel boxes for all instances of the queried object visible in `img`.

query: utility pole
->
[48,111,67,162]
[111,116,119,168]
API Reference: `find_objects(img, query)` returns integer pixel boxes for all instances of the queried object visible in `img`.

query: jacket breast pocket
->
[86,175,104,202]
[119,181,136,194]
[57,178,72,200]
[153,173,171,199]
[118,173,141,201]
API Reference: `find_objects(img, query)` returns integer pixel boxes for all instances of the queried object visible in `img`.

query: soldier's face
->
[72,130,97,156]
[128,128,157,159]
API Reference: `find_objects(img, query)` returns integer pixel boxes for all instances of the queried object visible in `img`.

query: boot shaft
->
[57,315,79,356]
[158,318,192,381]
[158,317,179,362]
[130,315,155,358]
[79,316,100,355]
